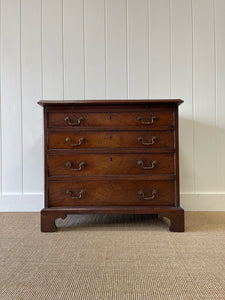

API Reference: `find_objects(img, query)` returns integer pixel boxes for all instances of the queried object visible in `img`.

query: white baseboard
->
[0,194,44,212]
[0,193,225,212]
[180,193,225,211]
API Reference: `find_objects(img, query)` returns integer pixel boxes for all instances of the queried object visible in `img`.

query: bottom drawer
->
[48,180,175,207]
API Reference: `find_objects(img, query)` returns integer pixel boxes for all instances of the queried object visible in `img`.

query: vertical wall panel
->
[193,0,216,192]
[84,0,105,99]
[171,0,194,193]
[106,0,127,99]
[21,0,43,193]
[149,0,171,98]
[127,0,148,98]
[215,0,225,192]
[42,0,63,99]
[0,0,2,193]
[63,0,84,100]
[1,0,22,193]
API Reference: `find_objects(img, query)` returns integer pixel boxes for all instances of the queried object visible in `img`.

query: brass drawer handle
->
[138,189,157,200]
[65,137,85,146]
[137,160,158,169]
[138,136,157,146]
[137,115,157,125]
[66,189,86,199]
[64,116,84,126]
[65,161,85,171]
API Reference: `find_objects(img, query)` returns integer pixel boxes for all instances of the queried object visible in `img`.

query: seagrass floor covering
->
[0,212,225,300]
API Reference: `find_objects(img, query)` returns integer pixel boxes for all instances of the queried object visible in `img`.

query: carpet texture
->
[0,212,225,300]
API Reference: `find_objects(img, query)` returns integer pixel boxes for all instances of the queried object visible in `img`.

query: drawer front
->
[48,153,174,177]
[47,111,174,128]
[48,180,175,207]
[48,131,174,149]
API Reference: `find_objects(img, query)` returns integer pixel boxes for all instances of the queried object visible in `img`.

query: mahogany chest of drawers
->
[38,99,184,232]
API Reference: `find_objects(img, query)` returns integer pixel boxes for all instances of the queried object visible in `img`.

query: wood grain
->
[48,130,174,150]
[40,100,183,232]
[48,180,175,207]
[38,99,183,106]
[47,111,174,128]
[48,153,174,176]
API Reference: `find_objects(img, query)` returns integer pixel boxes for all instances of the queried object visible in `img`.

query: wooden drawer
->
[48,180,175,207]
[48,131,174,149]
[48,153,174,177]
[47,111,174,128]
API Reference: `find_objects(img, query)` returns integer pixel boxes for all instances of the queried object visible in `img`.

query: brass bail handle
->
[65,161,85,171]
[138,136,157,146]
[66,189,86,199]
[64,116,84,126]
[137,115,157,125]
[138,189,157,200]
[137,160,158,170]
[65,137,85,147]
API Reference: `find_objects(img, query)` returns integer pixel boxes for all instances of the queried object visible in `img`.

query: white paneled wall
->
[171,0,194,194]
[1,0,225,211]
[149,0,171,98]
[42,0,64,99]
[106,0,127,99]
[63,0,84,99]
[21,0,43,194]
[1,0,22,194]
[215,0,225,193]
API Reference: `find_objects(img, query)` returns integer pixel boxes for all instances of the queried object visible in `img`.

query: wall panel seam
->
[104,0,107,99]
[126,0,129,99]
[40,0,44,194]
[213,0,218,193]
[147,0,150,98]
[169,0,172,98]
[20,0,23,193]
[0,0,2,193]
[191,0,196,193]
[62,0,65,100]
[83,0,86,100]
[41,0,43,100]
[41,0,44,99]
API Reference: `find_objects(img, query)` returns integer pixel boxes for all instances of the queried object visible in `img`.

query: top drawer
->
[47,111,174,129]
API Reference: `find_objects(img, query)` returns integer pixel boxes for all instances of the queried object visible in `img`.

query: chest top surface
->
[38,99,183,106]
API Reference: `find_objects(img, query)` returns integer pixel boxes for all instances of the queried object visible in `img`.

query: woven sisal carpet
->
[0,212,225,299]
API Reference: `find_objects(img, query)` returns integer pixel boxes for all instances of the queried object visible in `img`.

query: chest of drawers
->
[38,99,184,232]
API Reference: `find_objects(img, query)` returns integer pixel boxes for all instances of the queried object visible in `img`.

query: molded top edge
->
[38,99,183,106]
